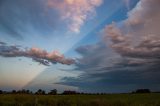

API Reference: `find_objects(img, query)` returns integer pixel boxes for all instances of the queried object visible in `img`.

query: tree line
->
[0,89,92,95]
[0,89,155,95]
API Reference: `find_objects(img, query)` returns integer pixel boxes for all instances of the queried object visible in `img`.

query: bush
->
[48,89,57,95]
[135,89,151,93]
[35,89,46,95]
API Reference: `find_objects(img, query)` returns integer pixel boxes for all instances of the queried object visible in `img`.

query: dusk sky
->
[0,0,160,93]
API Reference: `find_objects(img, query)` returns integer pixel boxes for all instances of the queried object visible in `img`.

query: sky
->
[0,0,160,93]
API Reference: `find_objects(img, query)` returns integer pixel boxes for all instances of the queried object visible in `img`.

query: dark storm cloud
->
[59,43,160,92]
[0,41,6,45]
[0,0,58,39]
[61,68,160,93]
[0,41,75,66]
[58,0,160,92]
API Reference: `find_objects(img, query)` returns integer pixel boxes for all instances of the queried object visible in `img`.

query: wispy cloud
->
[47,0,103,33]
[0,41,75,66]
[0,0,102,38]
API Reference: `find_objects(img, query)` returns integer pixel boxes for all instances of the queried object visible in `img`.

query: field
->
[0,93,160,106]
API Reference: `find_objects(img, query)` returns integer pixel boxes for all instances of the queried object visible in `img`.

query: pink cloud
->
[48,0,103,33]
[0,43,75,66]
[103,0,160,59]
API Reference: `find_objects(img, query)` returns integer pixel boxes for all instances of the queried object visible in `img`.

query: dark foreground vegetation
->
[0,89,160,106]
[0,93,160,106]
[0,89,153,95]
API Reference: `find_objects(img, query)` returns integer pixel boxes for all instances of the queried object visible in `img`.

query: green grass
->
[0,93,160,106]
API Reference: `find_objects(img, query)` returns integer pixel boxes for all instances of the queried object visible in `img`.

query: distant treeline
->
[0,89,159,95]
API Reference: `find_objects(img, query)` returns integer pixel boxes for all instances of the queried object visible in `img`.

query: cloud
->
[58,0,160,92]
[0,41,75,66]
[0,0,102,39]
[47,0,103,33]
[0,41,6,45]
[103,0,160,59]
[60,43,160,92]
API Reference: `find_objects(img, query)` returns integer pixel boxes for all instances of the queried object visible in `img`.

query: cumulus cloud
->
[58,0,160,92]
[0,41,75,66]
[103,0,160,59]
[47,0,103,33]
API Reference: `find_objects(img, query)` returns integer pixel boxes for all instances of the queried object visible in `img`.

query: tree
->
[35,89,45,95]
[16,89,31,94]
[62,90,77,95]
[12,90,16,94]
[135,89,151,93]
[48,89,57,95]
[0,90,3,94]
[24,89,32,94]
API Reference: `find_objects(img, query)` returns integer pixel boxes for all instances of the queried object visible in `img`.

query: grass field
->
[0,93,160,106]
